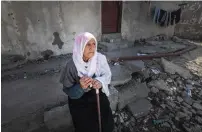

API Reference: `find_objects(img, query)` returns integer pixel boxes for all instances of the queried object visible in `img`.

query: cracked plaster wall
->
[1,1,101,61]
[174,1,202,41]
[121,1,180,41]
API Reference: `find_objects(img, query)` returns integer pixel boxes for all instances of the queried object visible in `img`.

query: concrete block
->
[110,65,132,86]
[148,79,170,92]
[161,58,192,79]
[127,99,152,118]
[124,60,145,72]
[44,104,73,131]
[98,40,133,52]
[108,86,119,111]
[135,82,149,98]
[117,82,149,110]
[101,33,122,42]
[193,103,202,111]
[98,42,120,52]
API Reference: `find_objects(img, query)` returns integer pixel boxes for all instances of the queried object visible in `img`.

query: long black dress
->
[60,59,114,132]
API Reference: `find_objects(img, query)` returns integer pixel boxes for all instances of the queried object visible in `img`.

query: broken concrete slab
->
[135,82,149,98]
[172,47,202,77]
[192,103,202,111]
[161,58,192,79]
[101,33,122,43]
[116,81,149,110]
[108,86,119,111]
[176,111,188,119]
[98,40,134,52]
[44,104,73,131]
[98,42,120,52]
[177,96,183,103]
[148,79,170,92]
[123,60,145,73]
[110,65,132,86]
[116,81,137,110]
[151,87,159,94]
[127,99,152,118]
[104,47,139,60]
[139,49,157,54]
[195,116,202,124]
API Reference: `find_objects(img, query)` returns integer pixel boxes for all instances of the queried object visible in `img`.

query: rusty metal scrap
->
[111,45,197,62]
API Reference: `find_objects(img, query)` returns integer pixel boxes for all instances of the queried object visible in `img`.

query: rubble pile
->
[2,34,201,132]
[112,57,202,132]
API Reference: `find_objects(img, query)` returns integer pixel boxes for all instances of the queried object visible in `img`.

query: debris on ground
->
[112,36,202,132]
[2,35,202,132]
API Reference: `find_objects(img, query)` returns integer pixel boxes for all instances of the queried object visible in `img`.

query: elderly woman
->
[60,32,114,132]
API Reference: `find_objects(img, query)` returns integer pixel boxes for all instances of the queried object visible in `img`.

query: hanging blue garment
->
[171,8,181,25]
[152,6,181,27]
[165,11,169,26]
[169,11,171,26]
[160,11,167,23]
[153,7,158,23]
[157,8,161,25]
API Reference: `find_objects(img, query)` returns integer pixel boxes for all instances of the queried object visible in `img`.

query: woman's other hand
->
[92,79,102,89]
[80,76,93,89]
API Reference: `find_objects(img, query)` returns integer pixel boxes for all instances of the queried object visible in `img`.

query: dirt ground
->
[1,37,202,132]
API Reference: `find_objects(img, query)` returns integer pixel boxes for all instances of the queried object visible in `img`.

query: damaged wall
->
[174,1,202,41]
[121,1,179,41]
[1,1,101,61]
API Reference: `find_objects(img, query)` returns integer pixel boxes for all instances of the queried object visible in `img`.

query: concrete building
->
[2,1,198,62]
[174,1,202,41]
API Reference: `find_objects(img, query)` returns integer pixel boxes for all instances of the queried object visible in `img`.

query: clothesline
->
[152,6,181,27]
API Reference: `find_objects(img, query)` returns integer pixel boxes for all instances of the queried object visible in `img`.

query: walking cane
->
[96,89,102,132]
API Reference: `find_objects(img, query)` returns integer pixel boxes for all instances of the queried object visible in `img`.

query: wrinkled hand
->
[92,79,102,89]
[80,76,93,89]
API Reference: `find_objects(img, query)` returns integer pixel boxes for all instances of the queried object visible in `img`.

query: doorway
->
[102,1,122,34]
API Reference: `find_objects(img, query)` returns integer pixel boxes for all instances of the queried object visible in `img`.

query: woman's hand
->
[80,76,93,89]
[92,79,102,89]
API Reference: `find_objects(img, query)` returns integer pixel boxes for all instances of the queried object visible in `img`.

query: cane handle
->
[96,89,99,94]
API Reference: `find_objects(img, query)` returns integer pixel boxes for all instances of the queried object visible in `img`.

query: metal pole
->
[110,45,197,62]
[96,89,102,132]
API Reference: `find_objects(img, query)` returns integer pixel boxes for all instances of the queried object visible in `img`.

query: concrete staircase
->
[101,33,122,43]
[98,33,134,52]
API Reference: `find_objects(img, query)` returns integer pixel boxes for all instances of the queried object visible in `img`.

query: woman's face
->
[83,38,96,61]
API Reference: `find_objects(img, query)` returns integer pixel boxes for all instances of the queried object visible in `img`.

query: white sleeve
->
[95,54,112,96]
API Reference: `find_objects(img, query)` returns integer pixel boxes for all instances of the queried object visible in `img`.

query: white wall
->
[1,1,101,60]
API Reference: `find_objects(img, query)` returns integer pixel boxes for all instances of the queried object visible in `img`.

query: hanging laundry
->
[152,7,169,27]
[171,8,181,25]
[152,7,181,27]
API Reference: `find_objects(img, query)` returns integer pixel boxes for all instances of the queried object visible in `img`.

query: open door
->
[102,1,122,34]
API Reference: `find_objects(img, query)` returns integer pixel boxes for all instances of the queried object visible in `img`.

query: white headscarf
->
[73,32,98,77]
[72,32,111,96]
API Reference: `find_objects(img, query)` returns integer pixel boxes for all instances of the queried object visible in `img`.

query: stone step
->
[101,33,122,43]
[98,40,134,52]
